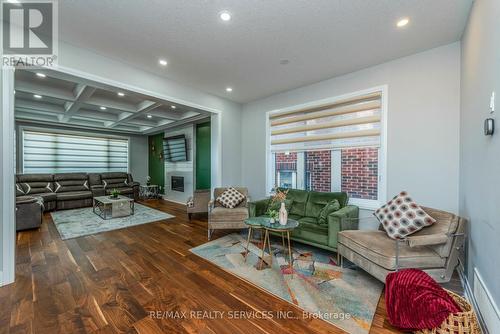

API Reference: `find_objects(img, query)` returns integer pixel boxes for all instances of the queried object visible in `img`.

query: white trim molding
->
[265,85,388,208]
[1,68,16,286]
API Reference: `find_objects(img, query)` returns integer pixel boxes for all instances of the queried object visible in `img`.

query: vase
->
[269,218,275,224]
[279,202,288,225]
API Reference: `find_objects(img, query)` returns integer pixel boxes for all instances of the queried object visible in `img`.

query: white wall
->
[460,0,500,316]
[57,41,242,187]
[241,43,461,213]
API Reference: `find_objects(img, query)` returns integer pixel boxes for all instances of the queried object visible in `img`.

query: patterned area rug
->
[190,233,383,334]
[51,203,174,240]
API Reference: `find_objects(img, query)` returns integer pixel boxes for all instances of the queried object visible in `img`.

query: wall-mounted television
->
[163,135,187,162]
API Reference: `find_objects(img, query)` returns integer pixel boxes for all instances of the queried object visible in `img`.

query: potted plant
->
[110,188,120,199]
[266,209,279,224]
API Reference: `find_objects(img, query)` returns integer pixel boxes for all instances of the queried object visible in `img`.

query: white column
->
[0,68,16,286]
[296,152,305,190]
[331,150,342,192]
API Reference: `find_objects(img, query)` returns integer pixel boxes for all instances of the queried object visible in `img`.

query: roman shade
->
[270,91,382,152]
[23,130,129,173]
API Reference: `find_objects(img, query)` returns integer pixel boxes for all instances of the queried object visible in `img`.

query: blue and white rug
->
[51,203,174,240]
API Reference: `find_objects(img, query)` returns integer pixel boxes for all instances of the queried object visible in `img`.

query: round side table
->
[244,217,299,273]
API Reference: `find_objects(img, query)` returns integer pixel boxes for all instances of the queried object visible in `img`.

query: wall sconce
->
[151,143,156,152]
[159,152,164,161]
[484,118,494,136]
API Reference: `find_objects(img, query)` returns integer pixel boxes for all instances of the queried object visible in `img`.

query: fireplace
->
[171,176,184,192]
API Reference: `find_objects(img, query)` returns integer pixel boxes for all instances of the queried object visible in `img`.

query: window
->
[268,88,385,208]
[22,130,129,174]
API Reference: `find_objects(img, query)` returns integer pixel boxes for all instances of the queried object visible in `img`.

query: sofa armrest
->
[248,198,270,217]
[127,181,140,188]
[208,199,215,213]
[406,234,448,248]
[329,205,360,230]
[327,205,359,249]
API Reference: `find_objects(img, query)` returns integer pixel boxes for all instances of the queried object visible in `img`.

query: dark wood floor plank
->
[0,199,408,334]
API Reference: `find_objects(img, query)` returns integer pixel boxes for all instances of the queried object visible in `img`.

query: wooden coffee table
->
[93,195,135,220]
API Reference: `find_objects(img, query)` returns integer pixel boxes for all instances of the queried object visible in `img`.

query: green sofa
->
[248,189,359,252]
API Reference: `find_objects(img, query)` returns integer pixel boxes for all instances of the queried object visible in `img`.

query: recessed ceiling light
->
[100,106,107,110]
[159,59,168,66]
[117,92,125,97]
[33,94,42,99]
[171,105,176,109]
[397,17,409,28]
[219,11,231,22]
[7,0,20,3]
[226,87,233,92]
[147,114,153,119]
[36,72,46,78]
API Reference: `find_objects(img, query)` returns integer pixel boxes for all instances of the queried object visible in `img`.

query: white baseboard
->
[459,267,498,334]
[473,268,500,333]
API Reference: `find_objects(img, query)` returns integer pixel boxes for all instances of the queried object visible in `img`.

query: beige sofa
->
[208,187,249,240]
[337,207,465,283]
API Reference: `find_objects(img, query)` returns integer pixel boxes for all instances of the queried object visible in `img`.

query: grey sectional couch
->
[15,171,140,212]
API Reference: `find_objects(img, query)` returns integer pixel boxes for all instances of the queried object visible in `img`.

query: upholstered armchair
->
[337,207,466,283]
[186,189,210,220]
[207,187,250,240]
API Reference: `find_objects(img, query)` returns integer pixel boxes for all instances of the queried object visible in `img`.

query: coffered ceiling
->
[14,69,210,134]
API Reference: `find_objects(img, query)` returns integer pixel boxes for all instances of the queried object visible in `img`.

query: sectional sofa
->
[15,172,140,212]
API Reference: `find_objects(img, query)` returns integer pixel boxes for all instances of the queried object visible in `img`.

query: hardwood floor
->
[0,200,401,334]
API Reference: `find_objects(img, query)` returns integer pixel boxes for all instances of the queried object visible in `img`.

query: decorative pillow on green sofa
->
[267,198,293,213]
[318,199,341,225]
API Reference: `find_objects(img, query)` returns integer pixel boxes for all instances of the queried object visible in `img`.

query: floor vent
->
[473,268,500,333]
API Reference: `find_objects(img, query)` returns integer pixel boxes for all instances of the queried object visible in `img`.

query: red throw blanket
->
[385,269,461,331]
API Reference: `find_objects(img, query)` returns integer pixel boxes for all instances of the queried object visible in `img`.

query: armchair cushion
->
[216,187,245,209]
[375,191,436,239]
[338,230,445,270]
[209,207,249,222]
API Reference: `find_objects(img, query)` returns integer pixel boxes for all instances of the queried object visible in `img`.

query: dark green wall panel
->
[148,133,165,193]
[196,122,211,190]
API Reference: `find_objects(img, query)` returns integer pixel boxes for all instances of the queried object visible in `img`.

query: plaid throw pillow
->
[216,187,245,209]
[374,191,436,239]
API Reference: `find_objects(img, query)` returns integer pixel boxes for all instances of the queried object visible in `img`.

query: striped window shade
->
[23,130,129,173]
[270,91,382,152]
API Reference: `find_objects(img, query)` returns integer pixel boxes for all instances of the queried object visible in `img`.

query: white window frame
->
[19,126,131,174]
[266,85,388,210]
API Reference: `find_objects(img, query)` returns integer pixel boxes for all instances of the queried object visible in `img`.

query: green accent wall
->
[148,133,165,194]
[196,122,211,189]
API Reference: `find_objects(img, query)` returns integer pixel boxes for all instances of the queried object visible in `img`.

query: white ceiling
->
[59,0,472,103]
[14,69,210,134]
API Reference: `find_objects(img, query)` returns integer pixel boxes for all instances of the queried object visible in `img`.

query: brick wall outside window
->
[305,151,331,192]
[273,148,378,200]
[341,148,378,200]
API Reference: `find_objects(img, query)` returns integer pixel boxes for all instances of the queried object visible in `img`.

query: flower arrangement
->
[270,188,288,204]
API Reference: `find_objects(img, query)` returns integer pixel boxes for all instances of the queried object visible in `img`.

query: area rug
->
[190,233,383,334]
[51,203,174,240]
